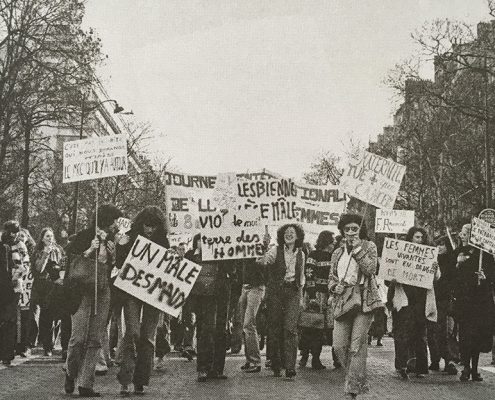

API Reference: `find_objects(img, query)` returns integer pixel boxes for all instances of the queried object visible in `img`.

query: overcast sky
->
[84,0,489,179]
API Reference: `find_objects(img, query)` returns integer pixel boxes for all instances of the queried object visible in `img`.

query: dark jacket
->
[185,250,233,295]
[454,245,495,352]
[434,252,456,303]
[238,258,266,287]
[0,243,15,307]
[305,249,332,297]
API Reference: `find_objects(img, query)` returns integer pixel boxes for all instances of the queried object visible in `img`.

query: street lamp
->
[70,96,131,234]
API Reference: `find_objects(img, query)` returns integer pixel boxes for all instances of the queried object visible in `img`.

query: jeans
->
[333,311,373,395]
[117,297,160,386]
[193,282,231,374]
[238,285,265,365]
[267,284,301,371]
[65,288,111,390]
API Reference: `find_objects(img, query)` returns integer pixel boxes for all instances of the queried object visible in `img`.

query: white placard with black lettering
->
[63,135,128,183]
[375,210,415,234]
[113,235,202,317]
[378,237,437,289]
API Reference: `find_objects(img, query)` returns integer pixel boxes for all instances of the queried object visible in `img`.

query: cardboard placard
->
[113,235,202,317]
[340,150,405,209]
[63,135,128,183]
[469,217,495,255]
[375,210,415,234]
[378,237,437,289]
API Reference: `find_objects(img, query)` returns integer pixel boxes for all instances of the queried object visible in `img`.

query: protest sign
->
[211,172,239,211]
[63,135,128,183]
[116,217,132,233]
[375,210,415,234]
[113,235,202,317]
[165,172,218,235]
[479,208,495,225]
[469,217,495,255]
[200,209,265,261]
[20,271,33,310]
[378,237,437,289]
[294,183,346,235]
[339,149,406,209]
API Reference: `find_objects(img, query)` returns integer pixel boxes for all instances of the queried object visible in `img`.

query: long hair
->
[192,233,201,252]
[405,227,428,245]
[315,230,334,251]
[35,227,57,252]
[337,213,368,240]
[276,224,305,249]
[130,206,168,247]
[435,235,453,254]
[19,228,36,254]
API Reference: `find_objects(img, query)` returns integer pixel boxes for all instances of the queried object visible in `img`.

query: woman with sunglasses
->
[328,214,381,399]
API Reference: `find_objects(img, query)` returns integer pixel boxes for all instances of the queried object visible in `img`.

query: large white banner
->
[340,150,405,209]
[113,235,202,317]
[294,183,346,235]
[63,135,128,183]
[469,217,495,255]
[375,209,415,234]
[378,237,437,289]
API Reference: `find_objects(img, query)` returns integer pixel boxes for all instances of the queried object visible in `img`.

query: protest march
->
[3,133,495,400]
[4,2,495,400]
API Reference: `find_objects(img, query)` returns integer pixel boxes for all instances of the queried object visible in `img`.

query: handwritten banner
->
[375,210,415,234]
[294,183,346,235]
[340,150,405,209]
[200,209,265,261]
[63,135,128,183]
[469,217,495,255]
[113,235,202,317]
[378,237,437,289]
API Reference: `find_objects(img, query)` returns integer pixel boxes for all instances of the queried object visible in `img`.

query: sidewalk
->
[0,338,494,399]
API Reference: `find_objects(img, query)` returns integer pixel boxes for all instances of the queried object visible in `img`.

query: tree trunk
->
[21,123,31,227]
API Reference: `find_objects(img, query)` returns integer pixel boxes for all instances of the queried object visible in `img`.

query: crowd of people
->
[1,205,495,399]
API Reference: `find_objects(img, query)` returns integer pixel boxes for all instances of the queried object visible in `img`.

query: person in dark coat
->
[0,221,19,366]
[186,234,234,382]
[454,223,495,382]
[299,230,335,370]
[427,236,458,374]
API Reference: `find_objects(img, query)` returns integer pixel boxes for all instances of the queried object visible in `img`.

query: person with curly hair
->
[116,206,169,396]
[328,214,382,398]
[31,228,66,357]
[258,223,306,381]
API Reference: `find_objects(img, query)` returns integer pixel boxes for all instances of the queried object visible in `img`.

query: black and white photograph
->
[1,1,495,399]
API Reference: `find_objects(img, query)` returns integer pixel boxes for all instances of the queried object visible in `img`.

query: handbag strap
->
[340,246,360,284]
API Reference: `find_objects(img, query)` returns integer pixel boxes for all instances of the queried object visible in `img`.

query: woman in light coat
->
[328,214,381,398]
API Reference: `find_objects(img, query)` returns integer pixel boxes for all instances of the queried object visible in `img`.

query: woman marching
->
[258,224,306,381]
[299,230,334,370]
[185,234,234,382]
[116,206,169,396]
[328,214,382,398]
[389,227,438,380]
[31,228,66,357]
[454,223,495,382]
